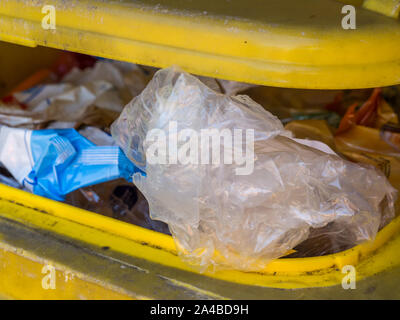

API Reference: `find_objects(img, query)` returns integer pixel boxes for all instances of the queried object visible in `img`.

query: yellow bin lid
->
[0,0,400,89]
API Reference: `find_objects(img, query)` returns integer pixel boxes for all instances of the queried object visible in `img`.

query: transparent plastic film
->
[112,67,396,272]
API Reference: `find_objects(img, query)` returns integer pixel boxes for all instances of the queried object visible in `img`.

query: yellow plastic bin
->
[0,0,400,299]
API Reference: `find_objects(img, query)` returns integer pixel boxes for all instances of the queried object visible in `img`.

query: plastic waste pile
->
[111,67,396,271]
[0,52,163,232]
[0,51,399,270]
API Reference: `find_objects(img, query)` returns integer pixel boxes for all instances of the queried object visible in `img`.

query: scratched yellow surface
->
[0,0,400,89]
[0,245,135,300]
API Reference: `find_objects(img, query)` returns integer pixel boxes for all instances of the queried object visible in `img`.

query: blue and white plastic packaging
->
[0,125,142,201]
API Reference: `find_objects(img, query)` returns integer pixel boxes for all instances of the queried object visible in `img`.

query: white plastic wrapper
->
[1,60,152,130]
[111,67,396,271]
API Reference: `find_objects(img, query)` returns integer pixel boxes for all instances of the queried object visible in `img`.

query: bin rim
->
[0,183,399,289]
[1,0,400,89]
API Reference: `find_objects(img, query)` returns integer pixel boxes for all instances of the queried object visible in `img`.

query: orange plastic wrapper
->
[335,88,382,134]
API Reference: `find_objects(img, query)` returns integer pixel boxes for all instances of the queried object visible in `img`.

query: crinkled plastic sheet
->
[111,67,397,271]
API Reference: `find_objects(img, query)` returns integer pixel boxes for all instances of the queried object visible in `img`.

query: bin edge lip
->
[2,0,400,89]
[0,183,398,276]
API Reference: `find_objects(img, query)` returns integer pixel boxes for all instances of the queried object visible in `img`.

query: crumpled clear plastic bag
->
[111,67,397,272]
